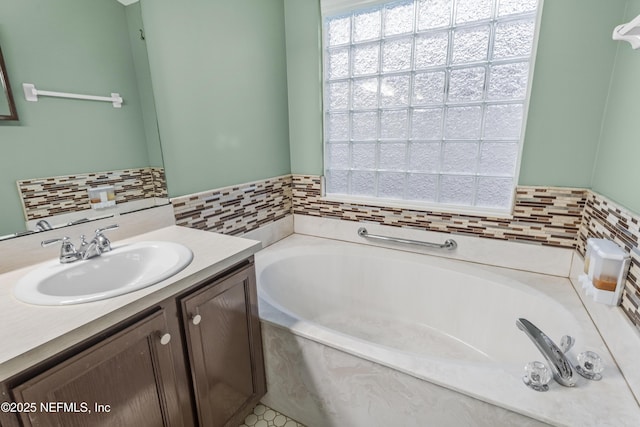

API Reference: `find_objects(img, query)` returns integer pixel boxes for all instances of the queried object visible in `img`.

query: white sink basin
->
[14,241,193,306]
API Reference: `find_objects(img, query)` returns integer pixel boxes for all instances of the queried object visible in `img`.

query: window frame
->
[320,0,545,217]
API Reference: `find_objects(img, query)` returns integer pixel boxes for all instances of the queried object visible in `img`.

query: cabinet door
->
[181,264,265,427]
[12,309,183,427]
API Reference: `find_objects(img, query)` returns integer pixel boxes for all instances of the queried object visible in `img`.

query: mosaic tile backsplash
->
[292,175,586,248]
[17,167,167,221]
[172,175,291,236]
[173,173,640,332]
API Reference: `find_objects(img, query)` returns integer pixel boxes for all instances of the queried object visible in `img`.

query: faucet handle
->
[41,237,78,263]
[523,361,551,392]
[575,351,603,381]
[96,224,119,234]
[559,335,575,353]
[94,224,119,253]
[41,237,68,247]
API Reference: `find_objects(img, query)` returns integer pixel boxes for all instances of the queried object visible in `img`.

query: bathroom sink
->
[14,241,193,306]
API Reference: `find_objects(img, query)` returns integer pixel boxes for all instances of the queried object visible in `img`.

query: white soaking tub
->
[255,234,640,427]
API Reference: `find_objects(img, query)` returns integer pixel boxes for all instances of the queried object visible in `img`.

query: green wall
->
[125,2,163,168]
[0,0,153,236]
[140,0,291,198]
[519,0,626,187]
[285,0,323,175]
[592,0,640,214]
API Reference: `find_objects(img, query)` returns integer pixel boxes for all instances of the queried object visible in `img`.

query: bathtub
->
[255,234,640,427]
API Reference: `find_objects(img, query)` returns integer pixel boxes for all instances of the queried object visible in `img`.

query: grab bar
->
[357,227,457,250]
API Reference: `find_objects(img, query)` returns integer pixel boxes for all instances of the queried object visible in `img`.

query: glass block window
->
[323,0,539,212]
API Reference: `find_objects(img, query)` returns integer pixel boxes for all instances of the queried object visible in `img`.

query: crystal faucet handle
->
[523,361,551,392]
[559,335,575,353]
[575,351,603,381]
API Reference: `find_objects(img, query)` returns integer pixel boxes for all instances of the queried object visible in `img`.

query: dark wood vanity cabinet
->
[1,259,265,427]
[11,310,183,427]
[180,263,266,427]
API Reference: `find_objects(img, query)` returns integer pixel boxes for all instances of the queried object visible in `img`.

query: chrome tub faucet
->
[516,318,577,387]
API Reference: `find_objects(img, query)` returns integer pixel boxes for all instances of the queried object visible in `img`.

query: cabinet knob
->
[159,333,171,345]
[191,314,202,326]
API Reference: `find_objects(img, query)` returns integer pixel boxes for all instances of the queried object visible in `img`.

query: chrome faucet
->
[41,224,119,263]
[78,235,101,260]
[34,219,53,232]
[516,318,577,387]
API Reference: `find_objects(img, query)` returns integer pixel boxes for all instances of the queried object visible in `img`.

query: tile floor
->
[240,403,306,427]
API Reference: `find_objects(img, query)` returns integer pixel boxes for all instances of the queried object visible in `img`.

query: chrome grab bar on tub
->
[357,227,457,250]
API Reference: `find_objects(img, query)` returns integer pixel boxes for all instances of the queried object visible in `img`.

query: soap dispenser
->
[87,185,116,209]
[579,238,631,306]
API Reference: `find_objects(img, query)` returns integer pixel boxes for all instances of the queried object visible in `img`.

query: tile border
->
[171,175,292,236]
[292,175,585,248]
[17,167,167,221]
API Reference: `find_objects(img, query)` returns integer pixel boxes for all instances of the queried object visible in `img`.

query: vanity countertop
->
[0,225,262,382]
